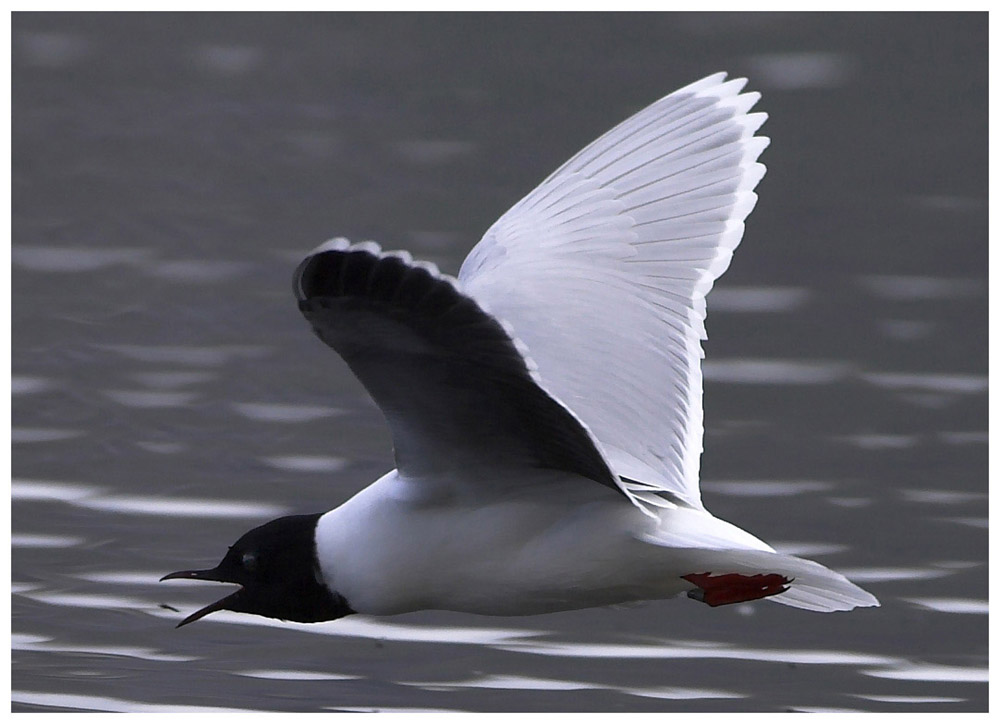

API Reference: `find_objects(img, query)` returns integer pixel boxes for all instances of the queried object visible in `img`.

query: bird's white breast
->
[313,470,679,616]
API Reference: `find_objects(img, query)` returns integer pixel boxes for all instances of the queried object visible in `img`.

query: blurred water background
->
[11,12,987,712]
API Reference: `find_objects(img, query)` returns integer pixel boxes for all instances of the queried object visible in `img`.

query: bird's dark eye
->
[241,551,258,572]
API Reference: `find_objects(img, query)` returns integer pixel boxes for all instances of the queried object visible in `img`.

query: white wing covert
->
[460,73,768,510]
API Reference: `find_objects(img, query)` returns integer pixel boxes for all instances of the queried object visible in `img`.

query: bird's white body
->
[317,470,668,616]
[316,467,873,615]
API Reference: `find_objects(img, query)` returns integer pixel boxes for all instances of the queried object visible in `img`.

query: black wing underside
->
[293,240,622,494]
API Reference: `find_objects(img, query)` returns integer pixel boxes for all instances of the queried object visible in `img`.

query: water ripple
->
[12,479,103,501]
[262,455,347,473]
[857,275,985,301]
[862,663,988,683]
[746,51,855,89]
[74,495,287,519]
[493,640,900,666]
[12,690,254,713]
[192,43,262,76]
[400,673,743,700]
[853,694,965,704]
[100,344,269,367]
[901,489,987,505]
[903,598,988,614]
[13,632,197,663]
[12,245,153,272]
[704,359,849,385]
[11,375,55,395]
[12,428,82,443]
[235,670,360,681]
[862,372,987,395]
[13,479,286,520]
[836,567,952,582]
[833,434,917,450]
[10,533,85,548]
[146,609,541,646]
[130,371,216,389]
[104,390,199,408]
[140,259,252,284]
[12,533,85,548]
[233,402,343,423]
[707,286,809,313]
[704,480,833,497]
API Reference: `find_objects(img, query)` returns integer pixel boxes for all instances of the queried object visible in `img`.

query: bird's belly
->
[317,474,690,616]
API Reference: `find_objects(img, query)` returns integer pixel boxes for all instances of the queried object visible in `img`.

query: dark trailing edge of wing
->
[293,242,623,495]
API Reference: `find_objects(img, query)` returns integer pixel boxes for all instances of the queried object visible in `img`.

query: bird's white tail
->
[645,507,880,612]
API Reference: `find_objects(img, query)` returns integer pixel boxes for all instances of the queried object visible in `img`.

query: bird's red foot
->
[683,572,792,607]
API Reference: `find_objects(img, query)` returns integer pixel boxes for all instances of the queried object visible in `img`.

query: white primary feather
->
[460,72,768,510]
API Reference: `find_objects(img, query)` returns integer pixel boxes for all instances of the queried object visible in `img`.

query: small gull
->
[163,73,878,627]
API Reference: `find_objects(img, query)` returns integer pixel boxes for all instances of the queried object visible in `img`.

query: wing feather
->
[294,239,627,499]
[459,73,768,509]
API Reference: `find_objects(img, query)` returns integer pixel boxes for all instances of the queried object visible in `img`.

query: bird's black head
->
[161,513,355,628]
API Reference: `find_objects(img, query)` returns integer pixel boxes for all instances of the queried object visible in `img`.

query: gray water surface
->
[12,12,987,712]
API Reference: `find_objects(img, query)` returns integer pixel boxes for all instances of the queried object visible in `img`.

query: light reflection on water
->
[145,609,544,646]
[11,375,56,394]
[129,371,217,389]
[703,480,833,497]
[937,431,989,445]
[902,598,988,615]
[11,533,86,548]
[706,286,809,313]
[261,455,347,473]
[854,695,965,704]
[399,673,743,701]
[939,517,988,529]
[11,691,257,713]
[857,275,985,301]
[11,245,154,272]
[232,402,343,423]
[862,372,988,395]
[99,344,270,367]
[745,51,855,89]
[862,664,989,683]
[12,428,83,443]
[138,259,251,284]
[770,541,849,557]
[13,633,198,663]
[335,706,470,713]
[20,591,161,610]
[836,567,954,582]
[901,489,988,505]
[492,640,901,667]
[77,571,176,586]
[12,479,102,501]
[74,495,288,519]
[833,433,917,450]
[103,389,200,409]
[236,670,361,681]
[12,478,288,519]
[702,359,850,385]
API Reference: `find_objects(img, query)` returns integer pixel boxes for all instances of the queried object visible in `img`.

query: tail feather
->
[668,546,878,612]
[674,547,879,613]
[644,508,879,612]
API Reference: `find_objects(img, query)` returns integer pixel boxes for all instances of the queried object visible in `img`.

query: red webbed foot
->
[682,571,792,607]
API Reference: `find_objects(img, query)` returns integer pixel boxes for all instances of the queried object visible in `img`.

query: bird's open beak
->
[160,567,243,628]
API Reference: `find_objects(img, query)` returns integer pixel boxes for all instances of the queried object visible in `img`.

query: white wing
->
[459,73,768,510]
[294,239,626,499]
